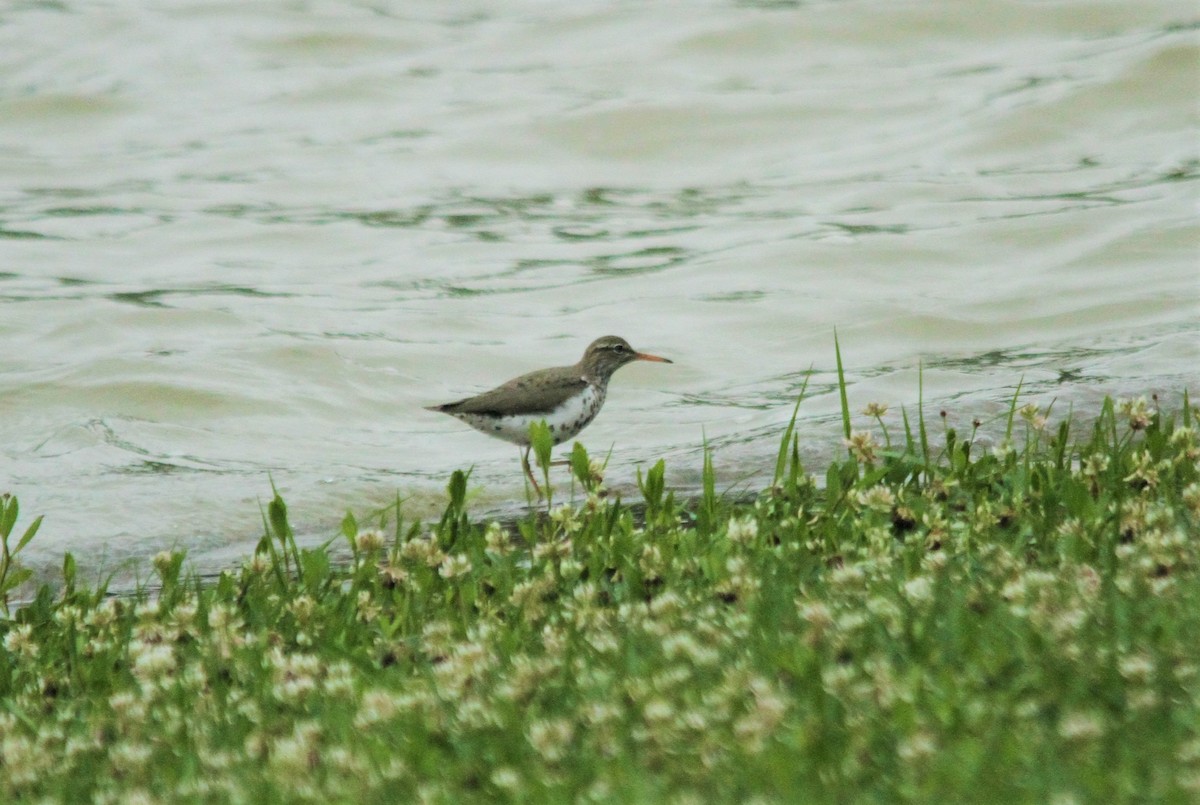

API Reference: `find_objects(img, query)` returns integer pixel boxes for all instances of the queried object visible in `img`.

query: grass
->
[0,378,1197,804]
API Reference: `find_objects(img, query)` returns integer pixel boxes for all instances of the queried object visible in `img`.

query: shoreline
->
[1,389,1196,801]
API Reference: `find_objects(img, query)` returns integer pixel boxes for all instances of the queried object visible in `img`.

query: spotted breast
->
[453,383,606,446]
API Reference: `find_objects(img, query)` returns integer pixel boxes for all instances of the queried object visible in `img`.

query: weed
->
[0,376,1196,803]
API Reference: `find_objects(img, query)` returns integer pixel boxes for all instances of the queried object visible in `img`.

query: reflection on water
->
[0,1,1196,582]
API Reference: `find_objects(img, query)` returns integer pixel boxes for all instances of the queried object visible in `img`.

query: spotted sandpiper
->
[426,335,672,495]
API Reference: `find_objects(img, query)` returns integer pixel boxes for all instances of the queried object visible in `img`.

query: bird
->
[426,335,672,496]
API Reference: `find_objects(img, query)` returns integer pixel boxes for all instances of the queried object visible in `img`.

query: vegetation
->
[0,376,1197,803]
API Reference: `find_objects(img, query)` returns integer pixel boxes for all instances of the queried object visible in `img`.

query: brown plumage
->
[427,335,672,495]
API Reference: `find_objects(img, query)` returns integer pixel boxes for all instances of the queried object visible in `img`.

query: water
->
[1,1,1197,580]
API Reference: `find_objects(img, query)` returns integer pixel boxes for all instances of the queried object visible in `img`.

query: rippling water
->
[1,1,1197,578]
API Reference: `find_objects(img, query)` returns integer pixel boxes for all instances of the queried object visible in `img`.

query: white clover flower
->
[354,689,399,728]
[661,633,700,661]
[271,650,322,701]
[798,601,834,631]
[0,734,40,786]
[484,521,511,555]
[130,641,176,682]
[152,550,179,575]
[1025,570,1056,589]
[643,699,674,724]
[170,601,198,632]
[355,590,381,623]
[572,582,599,605]
[897,730,936,762]
[207,603,242,633]
[1170,427,1198,462]
[1058,711,1104,741]
[108,691,146,723]
[903,575,934,604]
[400,537,445,568]
[586,630,619,655]
[829,564,866,589]
[855,485,895,513]
[510,579,545,610]
[245,552,271,574]
[325,661,356,698]
[1118,397,1151,430]
[835,611,868,632]
[438,553,473,579]
[1118,654,1155,684]
[549,504,580,534]
[110,741,153,773]
[733,678,787,753]
[269,733,312,776]
[640,544,664,578]
[1050,608,1087,639]
[1183,483,1200,517]
[682,709,710,731]
[354,528,386,553]
[1128,690,1159,711]
[53,605,82,628]
[288,595,316,623]
[844,430,879,463]
[372,553,405,589]
[726,515,759,544]
[533,539,572,562]
[84,599,120,630]
[120,789,156,805]
[648,591,683,620]
[528,718,574,762]
[1081,453,1109,478]
[583,702,622,726]
[491,767,521,792]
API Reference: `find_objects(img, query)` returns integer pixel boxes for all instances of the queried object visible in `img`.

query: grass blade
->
[774,369,810,485]
[834,330,852,442]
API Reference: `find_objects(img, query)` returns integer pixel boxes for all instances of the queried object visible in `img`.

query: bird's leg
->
[520,446,543,498]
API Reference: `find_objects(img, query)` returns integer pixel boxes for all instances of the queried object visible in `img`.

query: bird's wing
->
[433,366,586,416]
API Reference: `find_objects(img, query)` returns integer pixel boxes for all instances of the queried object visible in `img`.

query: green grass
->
[0,384,1198,804]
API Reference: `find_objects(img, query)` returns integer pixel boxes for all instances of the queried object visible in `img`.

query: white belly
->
[453,384,606,446]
